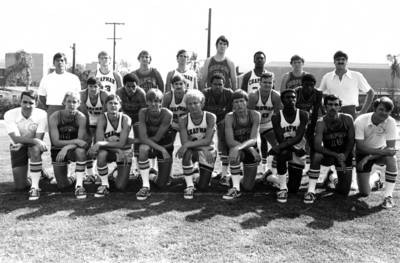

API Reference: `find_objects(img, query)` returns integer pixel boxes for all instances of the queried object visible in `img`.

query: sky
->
[1,0,399,76]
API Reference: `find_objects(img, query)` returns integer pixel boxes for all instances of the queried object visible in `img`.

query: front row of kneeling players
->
[4,80,398,208]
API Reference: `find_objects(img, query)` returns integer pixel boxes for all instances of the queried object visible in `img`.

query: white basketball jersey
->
[255,89,274,132]
[279,109,306,150]
[169,91,186,123]
[86,93,103,126]
[173,69,197,90]
[96,69,117,94]
[247,70,261,93]
[104,112,122,142]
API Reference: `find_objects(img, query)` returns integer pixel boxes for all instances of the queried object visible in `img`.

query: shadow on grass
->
[0,179,386,230]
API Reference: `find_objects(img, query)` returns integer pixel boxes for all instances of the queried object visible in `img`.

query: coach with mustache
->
[319,51,375,118]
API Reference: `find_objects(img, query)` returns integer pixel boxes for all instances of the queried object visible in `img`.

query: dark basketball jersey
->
[133,68,160,93]
[232,111,254,144]
[322,114,350,153]
[118,87,146,123]
[57,112,79,141]
[206,57,232,89]
[203,88,233,123]
[286,72,306,90]
[295,87,321,114]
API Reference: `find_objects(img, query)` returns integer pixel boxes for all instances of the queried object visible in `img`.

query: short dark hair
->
[137,50,151,61]
[20,90,37,101]
[171,74,187,85]
[260,72,275,81]
[123,73,139,85]
[98,51,109,59]
[324,94,342,106]
[176,49,187,58]
[210,73,225,84]
[280,89,296,101]
[302,73,316,84]
[53,52,67,63]
[373,96,394,112]
[232,89,248,102]
[253,51,266,60]
[105,94,121,105]
[290,55,304,64]
[333,50,348,60]
[86,76,100,86]
[215,35,229,46]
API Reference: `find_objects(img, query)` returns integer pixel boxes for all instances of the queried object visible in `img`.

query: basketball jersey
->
[279,109,306,150]
[134,68,159,93]
[255,89,274,132]
[322,114,350,153]
[286,72,306,90]
[86,92,103,126]
[204,88,232,123]
[57,112,79,141]
[187,112,215,150]
[104,112,123,142]
[206,57,232,89]
[169,91,186,124]
[172,69,197,89]
[247,70,262,93]
[96,69,118,94]
[119,88,145,124]
[232,111,254,144]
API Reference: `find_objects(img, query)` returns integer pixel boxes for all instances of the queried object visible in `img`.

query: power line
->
[105,22,125,71]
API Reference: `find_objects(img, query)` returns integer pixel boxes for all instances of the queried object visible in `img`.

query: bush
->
[0,98,19,119]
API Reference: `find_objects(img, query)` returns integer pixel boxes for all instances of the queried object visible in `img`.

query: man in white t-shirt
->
[4,90,48,200]
[354,97,398,209]
[38,52,81,118]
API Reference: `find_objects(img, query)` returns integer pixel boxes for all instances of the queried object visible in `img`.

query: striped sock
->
[97,165,109,187]
[30,161,42,189]
[139,160,150,188]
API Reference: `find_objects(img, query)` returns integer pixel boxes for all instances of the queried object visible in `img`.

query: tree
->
[4,50,33,89]
[386,54,400,118]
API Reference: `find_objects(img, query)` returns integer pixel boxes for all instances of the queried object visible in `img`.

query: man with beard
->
[270,89,308,203]
[136,89,174,200]
[240,51,269,93]
[223,90,261,199]
[355,97,398,209]
[304,95,354,204]
[131,50,164,93]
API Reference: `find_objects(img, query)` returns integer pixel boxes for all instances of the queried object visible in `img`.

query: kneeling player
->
[270,89,308,203]
[4,90,48,200]
[88,94,133,197]
[223,90,261,199]
[304,95,354,204]
[137,89,175,200]
[176,89,217,199]
[355,97,398,209]
[49,92,89,198]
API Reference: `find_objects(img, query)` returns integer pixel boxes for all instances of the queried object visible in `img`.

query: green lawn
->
[1,122,399,262]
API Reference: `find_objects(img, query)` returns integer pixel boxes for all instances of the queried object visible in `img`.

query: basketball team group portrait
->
[1,0,399,262]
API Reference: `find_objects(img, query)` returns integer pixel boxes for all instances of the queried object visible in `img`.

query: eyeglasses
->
[22,100,34,105]
[327,103,340,106]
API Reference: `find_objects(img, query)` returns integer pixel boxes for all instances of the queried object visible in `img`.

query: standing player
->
[136,89,175,200]
[240,51,269,93]
[4,90,48,200]
[248,72,281,179]
[223,90,261,199]
[163,75,187,133]
[304,95,354,204]
[131,50,164,93]
[270,89,309,203]
[200,35,237,91]
[95,51,123,94]
[203,74,233,184]
[48,92,89,199]
[176,89,217,199]
[88,94,133,197]
[165,49,198,92]
[79,76,108,179]
[355,97,398,209]
[280,55,308,91]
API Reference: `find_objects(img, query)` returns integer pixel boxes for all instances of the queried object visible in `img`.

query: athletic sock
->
[86,160,95,176]
[278,174,287,190]
[30,161,42,189]
[97,165,109,187]
[307,169,320,193]
[230,164,241,191]
[384,171,397,197]
[183,165,194,188]
[75,161,86,188]
[139,160,150,189]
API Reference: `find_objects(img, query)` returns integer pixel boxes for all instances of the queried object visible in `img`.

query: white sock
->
[141,168,150,188]
[232,174,241,191]
[150,158,156,169]
[76,171,84,188]
[267,155,274,170]
[99,175,109,187]
[30,171,41,189]
[184,175,194,188]
[303,163,310,176]
[279,174,287,190]
[318,165,330,183]
[308,179,317,194]
[222,165,229,177]
[384,182,395,197]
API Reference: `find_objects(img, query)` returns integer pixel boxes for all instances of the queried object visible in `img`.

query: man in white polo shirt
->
[38,52,81,119]
[4,90,48,200]
[355,97,398,209]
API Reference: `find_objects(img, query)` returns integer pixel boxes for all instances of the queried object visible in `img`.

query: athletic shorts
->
[148,146,174,160]
[321,153,353,168]
[51,148,79,164]
[239,147,260,165]
[10,144,29,168]
[104,148,133,164]
[356,153,386,173]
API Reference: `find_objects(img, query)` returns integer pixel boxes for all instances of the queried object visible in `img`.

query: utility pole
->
[105,22,125,70]
[206,8,212,58]
[71,43,76,74]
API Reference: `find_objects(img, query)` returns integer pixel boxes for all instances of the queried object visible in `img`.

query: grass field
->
[1,122,400,262]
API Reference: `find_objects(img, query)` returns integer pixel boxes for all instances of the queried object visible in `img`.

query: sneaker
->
[94,185,109,198]
[222,187,241,200]
[83,174,97,185]
[277,189,288,203]
[184,186,195,200]
[382,196,395,209]
[136,187,151,201]
[75,186,87,199]
[303,192,316,204]
[28,187,40,201]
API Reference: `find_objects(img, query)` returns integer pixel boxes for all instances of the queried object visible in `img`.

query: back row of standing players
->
[11,35,397,208]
